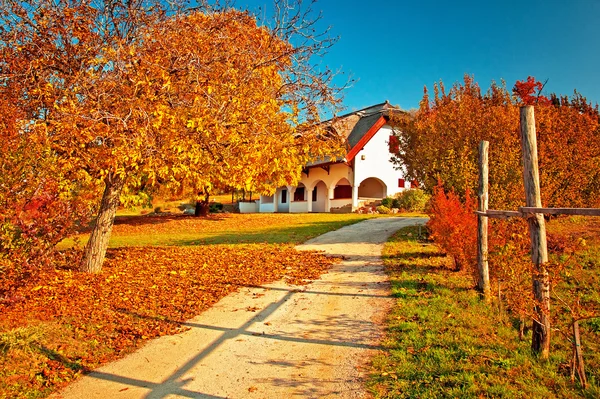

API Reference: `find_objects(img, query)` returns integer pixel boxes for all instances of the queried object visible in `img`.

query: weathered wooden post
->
[572,320,588,388]
[477,140,491,301]
[520,106,550,359]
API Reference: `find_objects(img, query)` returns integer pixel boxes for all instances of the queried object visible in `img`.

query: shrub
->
[376,205,391,214]
[0,123,93,291]
[381,197,394,208]
[209,202,224,213]
[394,189,430,212]
[426,182,477,275]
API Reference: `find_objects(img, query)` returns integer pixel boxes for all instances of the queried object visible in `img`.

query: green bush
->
[376,205,391,214]
[394,189,430,212]
[381,197,393,208]
[209,202,224,213]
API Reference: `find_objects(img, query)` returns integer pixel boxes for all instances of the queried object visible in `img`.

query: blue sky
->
[234,0,600,113]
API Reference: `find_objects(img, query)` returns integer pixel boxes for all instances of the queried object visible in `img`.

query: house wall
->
[239,201,259,213]
[353,124,409,198]
[298,163,354,192]
[311,181,327,212]
[277,187,290,213]
[290,201,309,213]
[259,195,275,213]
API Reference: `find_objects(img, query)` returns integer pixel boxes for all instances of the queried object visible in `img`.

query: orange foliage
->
[426,182,477,276]
[0,88,93,286]
[391,74,600,210]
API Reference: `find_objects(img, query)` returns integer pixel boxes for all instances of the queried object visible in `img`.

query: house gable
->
[345,115,387,162]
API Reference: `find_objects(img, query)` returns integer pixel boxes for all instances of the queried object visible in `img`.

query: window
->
[312,189,317,202]
[281,189,287,204]
[294,187,305,201]
[398,178,405,188]
[333,185,352,199]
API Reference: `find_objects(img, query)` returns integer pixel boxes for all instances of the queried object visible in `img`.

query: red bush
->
[426,181,477,276]
[0,118,93,293]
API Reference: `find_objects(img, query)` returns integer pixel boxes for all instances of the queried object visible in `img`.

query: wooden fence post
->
[520,106,550,359]
[477,140,491,301]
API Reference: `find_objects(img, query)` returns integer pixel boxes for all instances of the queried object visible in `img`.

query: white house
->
[242,101,414,213]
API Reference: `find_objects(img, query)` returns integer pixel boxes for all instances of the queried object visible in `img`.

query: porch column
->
[307,188,313,212]
[326,186,335,212]
[273,189,279,213]
[352,185,359,209]
[288,185,296,201]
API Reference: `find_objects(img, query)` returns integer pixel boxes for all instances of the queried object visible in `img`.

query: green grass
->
[368,224,600,399]
[59,213,383,249]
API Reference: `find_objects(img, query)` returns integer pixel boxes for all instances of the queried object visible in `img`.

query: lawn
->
[59,212,378,248]
[369,218,600,398]
[1,212,376,399]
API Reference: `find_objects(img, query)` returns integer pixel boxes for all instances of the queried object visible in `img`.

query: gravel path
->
[53,217,426,399]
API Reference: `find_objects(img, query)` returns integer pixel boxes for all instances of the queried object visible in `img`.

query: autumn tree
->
[141,6,345,215]
[1,0,345,273]
[390,75,600,209]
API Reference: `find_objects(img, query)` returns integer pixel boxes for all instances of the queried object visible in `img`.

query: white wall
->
[239,201,259,213]
[298,163,354,191]
[311,181,327,212]
[353,124,409,197]
[259,195,275,213]
[276,187,289,213]
[290,201,309,213]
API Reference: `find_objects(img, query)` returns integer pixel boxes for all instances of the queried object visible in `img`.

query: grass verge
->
[368,223,599,399]
[59,213,378,248]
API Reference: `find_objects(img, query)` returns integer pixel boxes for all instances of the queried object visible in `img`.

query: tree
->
[1,0,345,273]
[390,75,600,209]
[141,7,344,215]
[390,76,522,208]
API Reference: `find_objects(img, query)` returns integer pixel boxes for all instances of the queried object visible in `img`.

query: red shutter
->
[398,178,405,188]
[389,134,399,153]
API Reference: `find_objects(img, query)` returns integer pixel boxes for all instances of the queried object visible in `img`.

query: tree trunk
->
[80,174,125,273]
[194,191,210,217]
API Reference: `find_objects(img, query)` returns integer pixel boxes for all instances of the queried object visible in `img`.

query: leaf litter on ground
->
[0,242,338,398]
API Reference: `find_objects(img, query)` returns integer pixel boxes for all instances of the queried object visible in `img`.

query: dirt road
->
[54,217,426,399]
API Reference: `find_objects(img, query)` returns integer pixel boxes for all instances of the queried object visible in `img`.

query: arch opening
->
[358,177,386,199]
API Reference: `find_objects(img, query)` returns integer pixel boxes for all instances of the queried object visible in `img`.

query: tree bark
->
[80,173,125,273]
[520,106,551,359]
[195,191,210,217]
